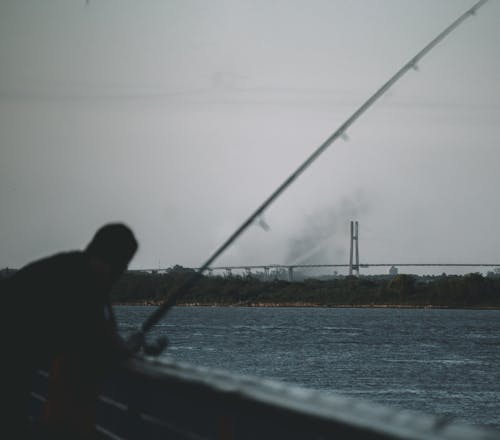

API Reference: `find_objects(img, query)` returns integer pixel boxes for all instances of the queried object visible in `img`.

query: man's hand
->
[143,336,168,356]
[125,331,145,355]
[124,331,168,357]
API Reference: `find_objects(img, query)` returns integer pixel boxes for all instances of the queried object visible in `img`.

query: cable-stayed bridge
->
[130,221,500,280]
[132,263,500,281]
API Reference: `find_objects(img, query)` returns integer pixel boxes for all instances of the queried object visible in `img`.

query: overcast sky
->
[1,0,499,275]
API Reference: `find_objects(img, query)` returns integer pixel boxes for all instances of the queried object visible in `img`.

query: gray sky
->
[1,0,499,275]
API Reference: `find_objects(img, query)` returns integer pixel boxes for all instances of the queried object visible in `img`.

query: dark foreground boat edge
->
[31,356,500,439]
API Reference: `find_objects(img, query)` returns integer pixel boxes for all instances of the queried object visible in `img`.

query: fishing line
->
[133,0,489,352]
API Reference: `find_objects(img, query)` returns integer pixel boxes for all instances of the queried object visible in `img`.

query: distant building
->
[389,266,398,276]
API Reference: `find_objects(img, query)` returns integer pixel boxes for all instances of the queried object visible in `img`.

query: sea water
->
[115,306,500,428]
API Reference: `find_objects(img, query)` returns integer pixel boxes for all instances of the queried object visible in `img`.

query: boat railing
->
[30,356,499,440]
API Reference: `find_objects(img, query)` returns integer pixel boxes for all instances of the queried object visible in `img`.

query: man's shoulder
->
[12,251,89,282]
[39,251,87,267]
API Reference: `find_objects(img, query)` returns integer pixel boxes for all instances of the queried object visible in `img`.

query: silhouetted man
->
[1,223,138,439]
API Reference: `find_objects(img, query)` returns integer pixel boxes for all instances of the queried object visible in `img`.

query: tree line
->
[110,266,500,308]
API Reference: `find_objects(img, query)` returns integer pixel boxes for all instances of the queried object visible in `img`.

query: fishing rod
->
[132,0,489,354]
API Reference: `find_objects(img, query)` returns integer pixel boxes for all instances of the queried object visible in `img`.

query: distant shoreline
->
[111,270,500,310]
[113,302,500,310]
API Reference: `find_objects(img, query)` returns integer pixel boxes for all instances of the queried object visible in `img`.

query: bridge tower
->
[349,220,360,276]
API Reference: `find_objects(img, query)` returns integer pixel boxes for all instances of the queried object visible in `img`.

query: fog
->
[1,0,499,275]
